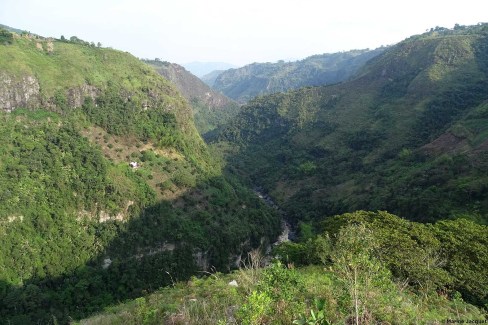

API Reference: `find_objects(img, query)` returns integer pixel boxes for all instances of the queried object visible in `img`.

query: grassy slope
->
[216,24,488,223]
[0,32,207,218]
[0,36,177,99]
[80,267,484,325]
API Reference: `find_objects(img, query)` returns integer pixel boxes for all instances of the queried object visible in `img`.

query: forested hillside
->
[211,48,386,103]
[0,29,280,324]
[216,24,488,224]
[145,60,240,137]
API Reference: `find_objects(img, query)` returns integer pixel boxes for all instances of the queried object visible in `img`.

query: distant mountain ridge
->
[146,60,233,108]
[211,48,386,103]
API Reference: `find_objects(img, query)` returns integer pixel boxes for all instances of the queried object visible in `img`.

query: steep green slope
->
[0,30,280,324]
[212,48,386,103]
[216,24,488,223]
[145,60,240,137]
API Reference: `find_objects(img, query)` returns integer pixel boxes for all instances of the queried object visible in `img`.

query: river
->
[253,186,295,245]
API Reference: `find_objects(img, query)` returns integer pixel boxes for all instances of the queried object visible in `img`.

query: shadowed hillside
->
[80,211,487,325]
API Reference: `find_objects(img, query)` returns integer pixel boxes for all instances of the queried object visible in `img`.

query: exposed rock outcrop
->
[0,72,99,111]
[0,73,41,111]
[193,250,210,271]
[67,84,99,108]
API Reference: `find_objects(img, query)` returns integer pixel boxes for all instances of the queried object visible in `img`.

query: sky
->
[0,0,486,67]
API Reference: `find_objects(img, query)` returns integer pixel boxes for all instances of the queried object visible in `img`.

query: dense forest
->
[0,23,487,324]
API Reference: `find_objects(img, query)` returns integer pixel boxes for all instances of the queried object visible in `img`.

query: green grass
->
[0,36,179,103]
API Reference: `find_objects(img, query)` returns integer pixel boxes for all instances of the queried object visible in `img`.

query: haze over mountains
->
[181,61,237,78]
[0,22,487,324]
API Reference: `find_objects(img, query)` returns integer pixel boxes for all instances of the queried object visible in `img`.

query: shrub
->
[0,29,13,45]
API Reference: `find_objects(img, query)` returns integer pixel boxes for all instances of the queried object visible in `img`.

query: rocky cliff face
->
[145,60,240,136]
[146,60,234,109]
[0,73,40,111]
[0,72,99,112]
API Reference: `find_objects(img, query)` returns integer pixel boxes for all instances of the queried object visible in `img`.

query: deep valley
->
[0,23,487,325]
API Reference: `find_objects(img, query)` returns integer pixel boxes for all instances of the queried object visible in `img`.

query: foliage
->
[258,261,304,301]
[145,60,240,138]
[236,262,306,324]
[330,223,395,323]
[318,211,488,307]
[273,235,331,266]
[0,28,13,45]
[83,93,177,145]
[293,299,330,325]
[237,290,273,325]
[190,98,240,139]
[0,106,281,323]
[433,218,488,306]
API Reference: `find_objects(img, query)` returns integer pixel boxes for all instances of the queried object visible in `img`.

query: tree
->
[331,224,392,324]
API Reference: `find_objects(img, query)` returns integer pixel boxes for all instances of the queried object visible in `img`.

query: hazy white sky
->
[0,0,486,66]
